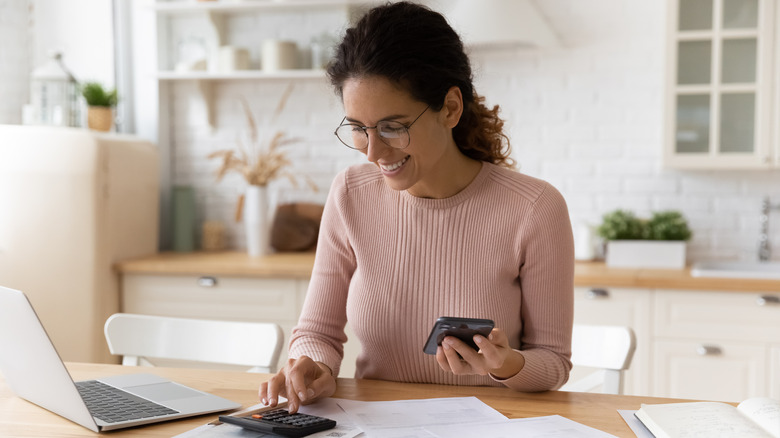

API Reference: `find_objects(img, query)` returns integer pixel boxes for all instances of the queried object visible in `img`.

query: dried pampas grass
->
[207,84,317,190]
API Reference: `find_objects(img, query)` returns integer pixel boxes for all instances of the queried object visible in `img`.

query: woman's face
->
[341,75,463,197]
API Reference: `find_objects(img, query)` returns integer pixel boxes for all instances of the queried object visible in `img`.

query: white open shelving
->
[156,69,326,80]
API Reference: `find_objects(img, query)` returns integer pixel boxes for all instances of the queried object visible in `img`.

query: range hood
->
[432,0,560,49]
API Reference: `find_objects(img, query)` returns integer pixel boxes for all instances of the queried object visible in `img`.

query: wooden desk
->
[0,363,694,438]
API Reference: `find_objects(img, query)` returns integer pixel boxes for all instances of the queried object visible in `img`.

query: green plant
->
[644,210,692,241]
[81,82,118,107]
[597,209,692,241]
[597,209,644,240]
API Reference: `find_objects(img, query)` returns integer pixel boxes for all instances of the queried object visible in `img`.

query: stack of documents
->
[177,396,618,438]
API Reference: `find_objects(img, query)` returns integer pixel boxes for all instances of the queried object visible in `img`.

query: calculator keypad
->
[219,408,337,437]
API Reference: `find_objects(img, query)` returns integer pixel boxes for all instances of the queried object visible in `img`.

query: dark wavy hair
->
[326,1,514,168]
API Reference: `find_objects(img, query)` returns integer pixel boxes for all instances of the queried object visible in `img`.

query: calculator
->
[219,409,337,437]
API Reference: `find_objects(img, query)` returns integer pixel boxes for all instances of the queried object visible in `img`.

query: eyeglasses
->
[334,106,429,150]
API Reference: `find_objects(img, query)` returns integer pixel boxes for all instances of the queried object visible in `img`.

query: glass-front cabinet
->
[664,0,778,168]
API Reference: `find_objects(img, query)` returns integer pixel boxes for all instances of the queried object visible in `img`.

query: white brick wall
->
[6,0,778,261]
[468,0,780,262]
[0,0,31,124]
[164,0,780,261]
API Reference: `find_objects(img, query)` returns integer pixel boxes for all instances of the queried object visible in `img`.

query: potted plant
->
[81,81,117,132]
[598,209,692,269]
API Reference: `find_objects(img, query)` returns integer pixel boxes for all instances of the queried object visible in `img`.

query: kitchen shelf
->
[152,0,370,14]
[157,69,326,127]
[156,69,326,80]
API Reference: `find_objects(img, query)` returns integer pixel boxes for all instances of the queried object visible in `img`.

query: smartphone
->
[423,316,495,355]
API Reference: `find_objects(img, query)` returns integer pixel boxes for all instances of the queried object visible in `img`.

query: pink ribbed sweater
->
[289,162,574,391]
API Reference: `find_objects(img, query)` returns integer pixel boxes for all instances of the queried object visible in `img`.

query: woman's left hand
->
[434,328,525,379]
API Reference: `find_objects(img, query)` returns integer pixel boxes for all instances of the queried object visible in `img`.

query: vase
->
[87,106,112,131]
[171,185,196,252]
[245,185,270,257]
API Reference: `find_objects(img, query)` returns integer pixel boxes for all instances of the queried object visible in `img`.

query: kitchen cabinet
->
[663,0,780,168]
[573,287,652,396]
[122,274,360,377]
[118,252,361,377]
[573,283,780,400]
[652,289,780,400]
[121,274,309,372]
[771,346,780,399]
[118,255,780,398]
[653,339,767,401]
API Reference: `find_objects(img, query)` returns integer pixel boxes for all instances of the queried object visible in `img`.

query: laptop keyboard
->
[76,380,179,423]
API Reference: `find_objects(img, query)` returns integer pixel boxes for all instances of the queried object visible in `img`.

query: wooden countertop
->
[115,251,780,292]
[115,251,315,279]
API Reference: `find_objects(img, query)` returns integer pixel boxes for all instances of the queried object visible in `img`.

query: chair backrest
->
[104,313,283,373]
[559,324,637,395]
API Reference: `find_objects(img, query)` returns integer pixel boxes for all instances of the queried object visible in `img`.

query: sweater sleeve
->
[492,183,574,391]
[287,171,356,376]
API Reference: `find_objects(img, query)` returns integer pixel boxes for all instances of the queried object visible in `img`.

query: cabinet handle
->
[197,276,218,287]
[696,345,722,356]
[756,295,780,306]
[586,288,609,299]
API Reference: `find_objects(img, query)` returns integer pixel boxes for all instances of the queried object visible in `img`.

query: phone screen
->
[422,317,495,354]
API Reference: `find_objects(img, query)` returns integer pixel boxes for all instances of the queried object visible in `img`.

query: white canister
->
[573,222,597,261]
[218,46,250,72]
[261,40,298,71]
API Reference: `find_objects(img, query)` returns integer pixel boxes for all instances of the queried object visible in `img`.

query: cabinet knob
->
[197,276,218,287]
[696,345,722,356]
[586,288,609,299]
[756,295,780,306]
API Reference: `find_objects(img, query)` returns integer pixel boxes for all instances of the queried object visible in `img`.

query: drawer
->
[121,274,306,325]
[654,289,780,342]
[653,339,768,401]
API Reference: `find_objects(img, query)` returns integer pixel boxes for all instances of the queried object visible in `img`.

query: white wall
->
[0,0,31,124]
[30,0,114,86]
[169,0,780,262]
[0,0,114,126]
[6,0,780,262]
[486,0,780,262]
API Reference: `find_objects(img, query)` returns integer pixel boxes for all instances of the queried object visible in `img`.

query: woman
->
[260,2,574,412]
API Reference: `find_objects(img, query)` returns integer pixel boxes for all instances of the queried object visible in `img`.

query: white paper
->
[617,410,655,438]
[737,397,780,438]
[335,396,507,438]
[424,415,617,438]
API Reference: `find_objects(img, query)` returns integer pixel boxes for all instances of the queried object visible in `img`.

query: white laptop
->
[0,286,241,432]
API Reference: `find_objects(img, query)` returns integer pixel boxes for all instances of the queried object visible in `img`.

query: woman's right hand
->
[258,355,337,413]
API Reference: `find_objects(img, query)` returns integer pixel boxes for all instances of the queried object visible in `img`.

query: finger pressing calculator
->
[219,409,337,437]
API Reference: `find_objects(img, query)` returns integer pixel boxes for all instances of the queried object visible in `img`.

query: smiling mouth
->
[379,156,409,172]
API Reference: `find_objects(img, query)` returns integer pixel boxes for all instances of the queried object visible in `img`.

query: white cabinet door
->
[653,339,767,401]
[771,346,780,399]
[653,289,780,400]
[573,287,652,395]
[341,323,359,378]
[122,274,307,371]
[664,0,778,168]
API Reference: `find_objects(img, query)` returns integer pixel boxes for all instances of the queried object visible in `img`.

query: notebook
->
[0,285,241,432]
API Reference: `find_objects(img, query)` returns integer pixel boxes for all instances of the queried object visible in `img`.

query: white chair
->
[560,324,637,395]
[104,313,284,373]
